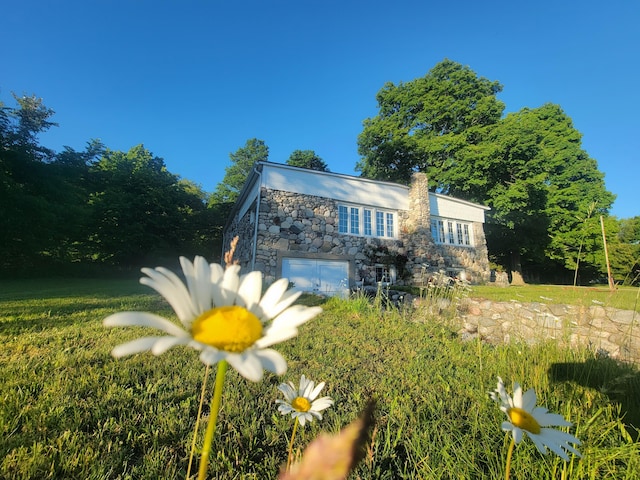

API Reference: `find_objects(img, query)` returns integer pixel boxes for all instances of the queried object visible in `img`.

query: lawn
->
[1,277,639,479]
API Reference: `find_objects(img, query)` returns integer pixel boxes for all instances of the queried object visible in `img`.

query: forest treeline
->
[1,60,638,283]
[0,94,228,275]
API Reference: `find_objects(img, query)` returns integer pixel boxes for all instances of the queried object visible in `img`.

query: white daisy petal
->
[278,383,297,401]
[199,348,226,366]
[311,396,334,411]
[309,381,326,400]
[257,278,289,313]
[188,256,214,313]
[226,352,264,382]
[236,271,263,311]
[259,280,302,318]
[255,328,299,349]
[270,305,323,330]
[254,349,288,376]
[151,336,191,355]
[140,267,195,322]
[513,383,523,408]
[104,312,188,338]
[111,336,163,358]
[512,427,523,444]
[522,388,537,412]
[221,265,242,303]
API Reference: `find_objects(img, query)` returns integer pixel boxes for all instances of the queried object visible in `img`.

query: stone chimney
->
[407,172,430,232]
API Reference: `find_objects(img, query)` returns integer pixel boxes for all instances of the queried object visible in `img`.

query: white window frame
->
[431,216,474,247]
[338,204,397,239]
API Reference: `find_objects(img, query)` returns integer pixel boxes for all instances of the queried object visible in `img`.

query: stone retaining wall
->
[456,299,640,364]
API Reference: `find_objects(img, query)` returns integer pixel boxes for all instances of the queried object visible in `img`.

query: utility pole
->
[600,215,615,291]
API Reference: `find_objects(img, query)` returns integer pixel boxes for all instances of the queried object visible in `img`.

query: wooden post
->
[600,215,615,291]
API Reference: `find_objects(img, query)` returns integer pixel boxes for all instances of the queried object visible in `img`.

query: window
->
[338,204,397,239]
[376,211,384,236]
[350,207,360,235]
[375,264,396,284]
[386,213,394,237]
[447,221,455,244]
[364,209,372,236]
[431,216,474,247]
[338,205,348,233]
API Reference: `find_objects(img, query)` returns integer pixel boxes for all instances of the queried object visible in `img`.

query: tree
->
[475,105,614,281]
[286,150,329,171]
[2,93,58,162]
[88,145,207,265]
[210,138,268,205]
[0,94,62,270]
[356,62,615,282]
[610,216,640,285]
[357,59,504,186]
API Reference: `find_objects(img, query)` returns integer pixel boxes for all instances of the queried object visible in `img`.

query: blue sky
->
[3,0,638,218]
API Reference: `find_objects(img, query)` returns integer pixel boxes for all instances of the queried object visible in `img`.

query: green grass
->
[468,284,640,312]
[1,278,639,479]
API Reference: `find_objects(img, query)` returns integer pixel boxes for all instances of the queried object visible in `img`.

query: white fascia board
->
[429,192,490,223]
[261,162,409,210]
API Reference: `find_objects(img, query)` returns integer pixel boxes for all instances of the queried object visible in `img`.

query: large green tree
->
[210,138,268,205]
[357,59,504,186]
[458,104,614,281]
[286,149,329,171]
[356,62,615,282]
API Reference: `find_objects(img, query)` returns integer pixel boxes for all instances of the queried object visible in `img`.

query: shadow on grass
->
[549,357,640,439]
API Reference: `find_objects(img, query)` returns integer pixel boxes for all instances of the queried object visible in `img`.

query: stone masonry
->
[225,172,490,287]
[456,299,640,364]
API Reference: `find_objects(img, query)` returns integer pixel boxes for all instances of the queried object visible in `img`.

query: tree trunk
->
[510,250,526,285]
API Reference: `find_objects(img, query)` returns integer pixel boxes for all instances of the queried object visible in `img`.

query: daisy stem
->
[504,437,515,480]
[286,419,299,472]
[186,364,210,480]
[198,360,228,480]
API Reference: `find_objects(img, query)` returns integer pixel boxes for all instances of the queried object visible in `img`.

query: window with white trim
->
[363,209,372,236]
[431,217,474,247]
[338,204,397,238]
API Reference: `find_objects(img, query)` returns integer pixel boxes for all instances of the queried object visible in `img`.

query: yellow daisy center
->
[191,305,263,353]
[292,396,311,412]
[508,407,541,434]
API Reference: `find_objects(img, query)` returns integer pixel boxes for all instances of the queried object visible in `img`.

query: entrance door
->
[282,258,349,296]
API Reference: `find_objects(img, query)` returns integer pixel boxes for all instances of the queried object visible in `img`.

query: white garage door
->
[282,258,349,297]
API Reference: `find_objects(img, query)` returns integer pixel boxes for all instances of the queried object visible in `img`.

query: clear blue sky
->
[3,0,638,218]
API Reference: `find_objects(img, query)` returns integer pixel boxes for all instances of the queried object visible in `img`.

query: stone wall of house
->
[455,299,640,364]
[241,186,490,286]
[403,172,490,285]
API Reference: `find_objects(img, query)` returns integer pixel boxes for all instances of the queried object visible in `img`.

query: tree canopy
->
[286,149,329,171]
[0,94,212,273]
[357,59,504,186]
[210,138,268,205]
[356,60,616,281]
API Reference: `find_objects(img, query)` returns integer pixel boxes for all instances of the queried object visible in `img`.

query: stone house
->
[222,161,491,296]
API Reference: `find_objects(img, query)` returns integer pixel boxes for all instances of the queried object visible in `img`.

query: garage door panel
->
[282,258,348,296]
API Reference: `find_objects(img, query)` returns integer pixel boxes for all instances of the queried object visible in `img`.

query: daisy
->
[277,375,334,472]
[276,374,334,426]
[490,376,581,461]
[103,255,322,382]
